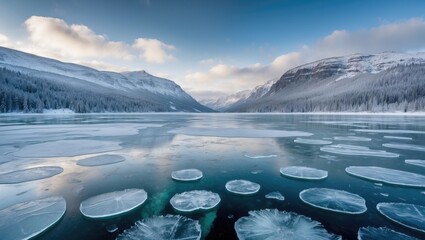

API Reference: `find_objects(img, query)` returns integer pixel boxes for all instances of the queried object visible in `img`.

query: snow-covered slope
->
[202,78,278,111]
[276,52,425,89]
[200,90,251,111]
[0,47,211,112]
[229,52,425,112]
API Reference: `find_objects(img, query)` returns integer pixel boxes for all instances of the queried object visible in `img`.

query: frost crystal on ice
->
[0,166,63,184]
[405,159,425,168]
[294,138,332,145]
[77,154,125,166]
[280,166,328,180]
[358,226,419,240]
[299,188,367,214]
[377,202,425,233]
[0,196,66,240]
[170,190,220,212]
[345,166,425,187]
[171,169,203,181]
[116,215,201,240]
[234,209,341,240]
[225,180,260,195]
[383,143,425,152]
[265,191,285,201]
[320,144,399,158]
[80,189,147,219]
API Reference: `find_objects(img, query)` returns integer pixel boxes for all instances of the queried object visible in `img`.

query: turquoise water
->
[0,113,424,239]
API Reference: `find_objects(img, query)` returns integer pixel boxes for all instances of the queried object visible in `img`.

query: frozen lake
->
[0,113,424,239]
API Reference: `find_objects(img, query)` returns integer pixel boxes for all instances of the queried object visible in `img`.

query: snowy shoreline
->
[2,111,425,116]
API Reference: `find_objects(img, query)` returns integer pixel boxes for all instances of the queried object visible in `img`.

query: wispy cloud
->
[183,18,425,100]
[133,38,176,64]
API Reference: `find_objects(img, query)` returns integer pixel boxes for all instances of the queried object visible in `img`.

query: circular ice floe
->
[265,191,285,201]
[225,180,260,195]
[358,226,419,240]
[15,139,122,157]
[171,169,203,181]
[345,166,425,188]
[320,144,399,158]
[294,138,332,145]
[353,129,425,134]
[383,136,413,140]
[80,189,147,219]
[383,143,425,152]
[280,166,328,180]
[116,215,201,240]
[169,190,220,212]
[169,127,313,138]
[333,136,372,141]
[0,166,63,184]
[0,196,66,240]
[377,202,425,233]
[234,209,341,240]
[405,159,425,168]
[299,188,367,214]
[77,154,125,167]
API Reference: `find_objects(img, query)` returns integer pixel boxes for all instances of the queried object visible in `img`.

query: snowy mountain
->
[202,78,278,111]
[200,90,251,111]
[229,52,425,112]
[0,47,212,113]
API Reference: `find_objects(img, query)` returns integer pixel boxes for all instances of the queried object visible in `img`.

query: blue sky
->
[1,0,425,99]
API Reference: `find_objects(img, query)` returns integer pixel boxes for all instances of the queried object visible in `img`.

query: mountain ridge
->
[0,46,212,113]
[228,52,425,112]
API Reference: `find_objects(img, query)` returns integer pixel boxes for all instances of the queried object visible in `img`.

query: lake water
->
[0,113,424,239]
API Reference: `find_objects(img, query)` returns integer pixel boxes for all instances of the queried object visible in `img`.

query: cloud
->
[1,16,178,72]
[199,58,217,65]
[133,38,176,64]
[24,16,132,60]
[184,18,425,100]
[314,18,425,57]
[0,33,11,47]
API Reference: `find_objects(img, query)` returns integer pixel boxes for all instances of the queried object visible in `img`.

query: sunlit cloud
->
[0,16,178,72]
[133,38,176,64]
[0,34,10,47]
[24,16,132,60]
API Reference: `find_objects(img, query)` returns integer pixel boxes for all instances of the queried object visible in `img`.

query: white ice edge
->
[280,167,328,180]
[171,169,203,181]
[79,189,147,219]
[169,191,221,212]
[299,188,367,214]
[170,199,220,212]
[377,203,425,233]
[345,166,425,188]
[225,180,261,195]
[0,196,66,240]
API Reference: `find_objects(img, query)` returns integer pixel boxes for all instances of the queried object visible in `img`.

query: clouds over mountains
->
[184,18,425,99]
[0,16,176,71]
